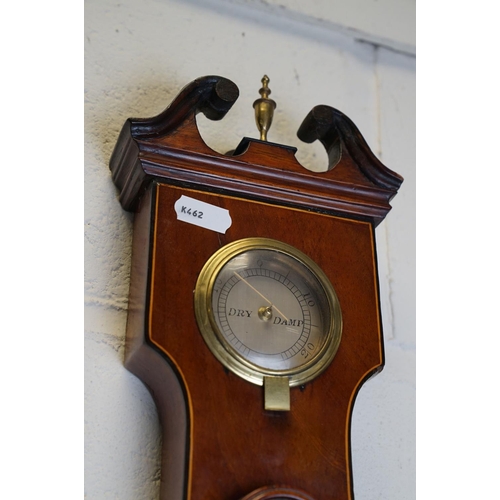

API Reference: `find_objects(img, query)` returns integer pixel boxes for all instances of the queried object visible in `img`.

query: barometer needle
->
[233,271,289,321]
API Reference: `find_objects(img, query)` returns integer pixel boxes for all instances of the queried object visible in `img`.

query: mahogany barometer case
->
[109,75,403,500]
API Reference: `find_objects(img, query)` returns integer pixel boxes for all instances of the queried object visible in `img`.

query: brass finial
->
[253,75,276,141]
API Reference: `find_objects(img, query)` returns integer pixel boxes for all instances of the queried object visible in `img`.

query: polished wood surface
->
[109,76,402,225]
[123,187,191,498]
[143,184,383,499]
[109,76,403,500]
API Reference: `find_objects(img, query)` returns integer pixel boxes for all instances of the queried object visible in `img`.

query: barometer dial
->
[194,238,342,387]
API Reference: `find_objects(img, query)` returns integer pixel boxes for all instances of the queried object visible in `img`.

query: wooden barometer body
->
[109,76,403,500]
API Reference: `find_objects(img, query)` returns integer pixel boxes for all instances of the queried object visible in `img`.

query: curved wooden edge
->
[109,77,403,225]
[297,105,404,191]
[123,185,191,499]
[125,342,191,499]
[109,76,239,211]
[240,485,316,500]
[129,75,240,138]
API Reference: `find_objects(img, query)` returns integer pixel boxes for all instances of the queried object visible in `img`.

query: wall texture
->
[84,0,415,498]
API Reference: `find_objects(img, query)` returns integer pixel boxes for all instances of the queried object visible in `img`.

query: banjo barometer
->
[109,75,403,499]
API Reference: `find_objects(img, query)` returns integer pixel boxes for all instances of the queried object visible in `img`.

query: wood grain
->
[109,76,402,225]
[135,184,384,499]
[109,76,403,500]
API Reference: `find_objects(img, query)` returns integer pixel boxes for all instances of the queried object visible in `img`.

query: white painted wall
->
[84,0,415,498]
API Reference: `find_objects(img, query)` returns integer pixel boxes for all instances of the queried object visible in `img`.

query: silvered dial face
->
[195,238,342,386]
[210,247,333,373]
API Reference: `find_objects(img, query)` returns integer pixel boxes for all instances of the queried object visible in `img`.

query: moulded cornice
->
[109,75,403,226]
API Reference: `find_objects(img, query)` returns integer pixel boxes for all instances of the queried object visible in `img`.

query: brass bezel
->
[194,238,342,387]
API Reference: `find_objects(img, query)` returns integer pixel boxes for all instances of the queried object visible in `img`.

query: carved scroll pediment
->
[110,75,403,225]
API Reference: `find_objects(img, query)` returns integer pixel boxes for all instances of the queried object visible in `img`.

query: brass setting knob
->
[258,306,273,322]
